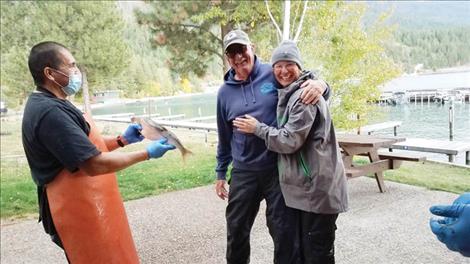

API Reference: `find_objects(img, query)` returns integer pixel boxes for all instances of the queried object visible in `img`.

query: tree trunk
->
[221,23,233,74]
[80,66,92,114]
[283,0,291,40]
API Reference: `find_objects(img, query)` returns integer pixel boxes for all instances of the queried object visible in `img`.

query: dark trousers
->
[41,187,71,263]
[297,211,338,264]
[226,168,298,264]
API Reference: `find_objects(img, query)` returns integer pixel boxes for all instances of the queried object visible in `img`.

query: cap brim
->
[224,40,250,51]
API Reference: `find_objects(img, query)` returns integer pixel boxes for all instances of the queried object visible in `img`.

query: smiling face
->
[273,61,301,87]
[225,44,255,81]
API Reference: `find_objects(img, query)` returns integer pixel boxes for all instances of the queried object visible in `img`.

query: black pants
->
[226,168,298,264]
[40,186,71,263]
[297,211,338,264]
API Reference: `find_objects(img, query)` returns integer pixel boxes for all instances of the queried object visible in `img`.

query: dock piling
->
[448,100,454,141]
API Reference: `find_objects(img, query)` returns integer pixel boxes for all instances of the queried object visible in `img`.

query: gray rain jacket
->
[254,72,348,214]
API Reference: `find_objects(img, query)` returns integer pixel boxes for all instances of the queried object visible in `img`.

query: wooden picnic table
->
[337,134,407,193]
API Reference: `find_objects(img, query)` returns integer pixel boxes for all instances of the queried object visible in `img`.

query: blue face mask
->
[51,69,82,96]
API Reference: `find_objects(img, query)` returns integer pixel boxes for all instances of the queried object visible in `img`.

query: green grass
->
[0,141,217,219]
[1,118,469,219]
[0,160,38,219]
[383,161,470,193]
[116,142,217,200]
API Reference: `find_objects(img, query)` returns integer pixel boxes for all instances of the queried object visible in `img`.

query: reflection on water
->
[92,94,470,164]
[372,102,470,142]
[372,102,470,164]
[92,93,218,121]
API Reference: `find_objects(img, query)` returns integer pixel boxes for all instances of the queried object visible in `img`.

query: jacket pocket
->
[297,152,311,179]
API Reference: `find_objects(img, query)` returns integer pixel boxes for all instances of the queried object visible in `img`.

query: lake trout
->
[131,117,193,161]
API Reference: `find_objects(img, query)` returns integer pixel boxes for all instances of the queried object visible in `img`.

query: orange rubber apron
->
[46,113,139,264]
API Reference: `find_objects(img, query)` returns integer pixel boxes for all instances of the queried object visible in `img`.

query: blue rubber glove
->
[122,123,144,144]
[146,138,176,159]
[429,193,470,257]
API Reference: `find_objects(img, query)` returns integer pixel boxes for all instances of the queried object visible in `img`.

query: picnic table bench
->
[337,134,426,193]
[390,138,470,165]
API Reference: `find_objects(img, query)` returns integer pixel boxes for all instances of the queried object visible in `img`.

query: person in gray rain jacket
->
[234,40,348,264]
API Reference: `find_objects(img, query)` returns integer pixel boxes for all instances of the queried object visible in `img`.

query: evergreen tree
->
[0,1,130,107]
[387,27,470,72]
[135,0,282,77]
[137,1,400,129]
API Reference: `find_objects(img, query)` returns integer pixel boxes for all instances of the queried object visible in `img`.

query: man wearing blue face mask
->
[22,41,176,263]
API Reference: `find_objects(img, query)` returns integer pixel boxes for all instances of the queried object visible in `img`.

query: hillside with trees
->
[387,27,470,72]
[1,1,468,128]
[365,1,470,72]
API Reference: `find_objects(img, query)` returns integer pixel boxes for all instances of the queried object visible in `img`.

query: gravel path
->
[1,177,468,264]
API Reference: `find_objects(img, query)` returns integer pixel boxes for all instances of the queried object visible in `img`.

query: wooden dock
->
[92,115,217,143]
[185,115,216,122]
[91,115,469,165]
[390,138,470,165]
[358,121,402,136]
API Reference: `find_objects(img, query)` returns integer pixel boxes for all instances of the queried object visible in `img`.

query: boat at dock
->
[379,70,470,105]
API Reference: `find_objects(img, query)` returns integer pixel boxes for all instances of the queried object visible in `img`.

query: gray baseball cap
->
[223,29,250,51]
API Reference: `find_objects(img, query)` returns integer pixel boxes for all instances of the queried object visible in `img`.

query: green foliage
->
[138,1,400,129]
[386,27,470,72]
[298,2,400,129]
[136,0,277,76]
[0,1,130,107]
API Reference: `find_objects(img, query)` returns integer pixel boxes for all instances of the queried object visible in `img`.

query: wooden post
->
[356,114,361,135]
[448,154,455,163]
[449,100,454,141]
[466,151,469,165]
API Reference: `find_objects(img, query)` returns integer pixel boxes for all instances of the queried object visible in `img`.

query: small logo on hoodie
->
[260,82,276,94]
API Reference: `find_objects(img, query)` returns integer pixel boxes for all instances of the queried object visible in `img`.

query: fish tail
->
[181,148,193,163]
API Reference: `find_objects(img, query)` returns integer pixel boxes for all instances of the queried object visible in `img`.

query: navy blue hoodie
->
[216,57,279,180]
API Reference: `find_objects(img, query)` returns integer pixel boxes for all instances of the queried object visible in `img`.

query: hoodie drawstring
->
[241,77,256,106]
[241,84,248,106]
[249,77,256,104]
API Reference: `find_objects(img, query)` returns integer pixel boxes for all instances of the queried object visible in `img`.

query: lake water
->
[92,94,470,164]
